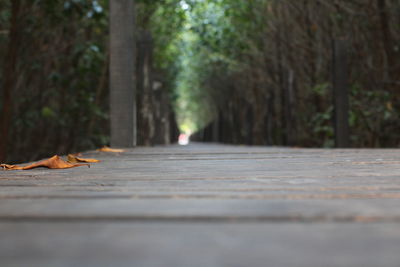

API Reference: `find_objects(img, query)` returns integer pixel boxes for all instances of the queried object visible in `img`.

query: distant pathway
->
[1,143,400,266]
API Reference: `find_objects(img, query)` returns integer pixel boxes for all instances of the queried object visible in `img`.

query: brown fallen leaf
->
[97,146,125,153]
[0,164,20,170]
[1,155,89,170]
[67,154,100,163]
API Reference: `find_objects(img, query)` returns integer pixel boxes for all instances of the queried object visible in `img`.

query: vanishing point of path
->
[1,143,400,266]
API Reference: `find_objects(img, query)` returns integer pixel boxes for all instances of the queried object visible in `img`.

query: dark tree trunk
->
[377,0,396,80]
[332,39,350,148]
[0,0,22,162]
[136,31,154,146]
[109,0,136,147]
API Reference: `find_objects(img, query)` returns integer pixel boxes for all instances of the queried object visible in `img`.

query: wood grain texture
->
[1,143,400,266]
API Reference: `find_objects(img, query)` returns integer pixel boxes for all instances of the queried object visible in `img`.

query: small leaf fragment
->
[1,164,23,170]
[97,146,125,153]
[67,154,100,163]
[1,155,89,171]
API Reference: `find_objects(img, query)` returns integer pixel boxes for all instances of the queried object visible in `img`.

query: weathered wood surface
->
[1,143,400,266]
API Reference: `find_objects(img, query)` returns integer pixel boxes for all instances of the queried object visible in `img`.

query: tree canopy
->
[1,0,399,163]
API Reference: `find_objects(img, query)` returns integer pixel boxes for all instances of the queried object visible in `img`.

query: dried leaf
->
[97,146,125,153]
[0,164,22,170]
[1,155,89,171]
[67,154,100,163]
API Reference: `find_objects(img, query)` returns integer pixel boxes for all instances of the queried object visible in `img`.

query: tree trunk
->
[109,0,136,147]
[333,39,350,148]
[377,0,396,80]
[136,31,154,146]
[0,0,22,162]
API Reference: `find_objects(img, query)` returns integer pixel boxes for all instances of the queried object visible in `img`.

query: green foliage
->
[0,0,110,162]
[310,106,334,148]
[171,0,400,147]
[0,0,187,162]
[2,0,400,163]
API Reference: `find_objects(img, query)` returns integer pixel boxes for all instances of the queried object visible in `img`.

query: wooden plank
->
[1,222,400,267]
[0,198,400,222]
[0,143,400,266]
[1,184,400,199]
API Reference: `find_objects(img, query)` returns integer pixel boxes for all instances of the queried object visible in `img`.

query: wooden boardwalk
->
[1,143,400,266]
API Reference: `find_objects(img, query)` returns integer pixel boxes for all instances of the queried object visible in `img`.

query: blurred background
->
[0,0,399,163]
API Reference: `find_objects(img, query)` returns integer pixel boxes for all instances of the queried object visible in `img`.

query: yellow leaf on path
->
[97,146,125,153]
[1,155,89,170]
[67,154,100,163]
